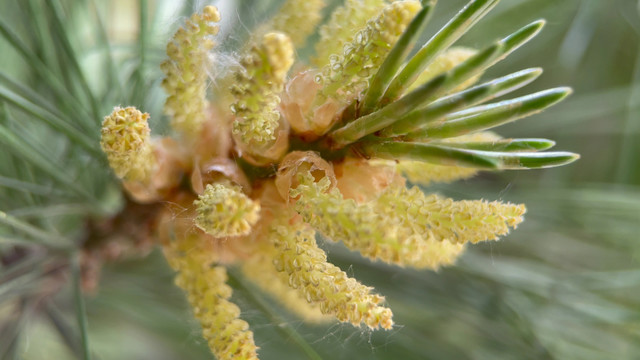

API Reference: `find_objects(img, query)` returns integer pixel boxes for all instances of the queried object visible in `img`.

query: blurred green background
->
[1,0,639,359]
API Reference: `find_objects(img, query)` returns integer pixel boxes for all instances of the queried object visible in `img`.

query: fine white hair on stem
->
[206,50,242,88]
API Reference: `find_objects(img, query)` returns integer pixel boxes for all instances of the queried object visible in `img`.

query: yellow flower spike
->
[291,171,464,269]
[231,32,294,157]
[157,192,249,266]
[270,219,394,330]
[313,0,387,68]
[163,243,259,360]
[316,1,421,102]
[194,183,261,238]
[408,47,480,93]
[161,5,220,139]
[377,185,526,245]
[100,106,154,183]
[265,0,326,47]
[241,245,332,323]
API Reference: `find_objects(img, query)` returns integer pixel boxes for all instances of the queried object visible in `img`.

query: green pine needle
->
[384,0,501,101]
[406,87,572,140]
[361,141,579,169]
